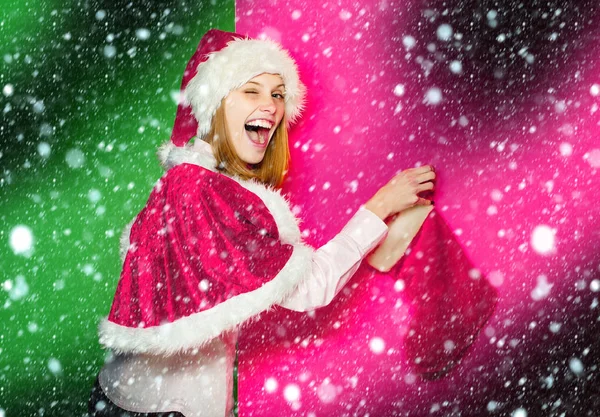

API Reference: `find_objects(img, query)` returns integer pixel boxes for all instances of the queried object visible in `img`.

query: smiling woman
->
[205,74,290,185]
[227,75,285,155]
[88,29,436,417]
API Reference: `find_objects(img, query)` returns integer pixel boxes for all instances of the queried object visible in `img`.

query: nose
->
[258,95,277,114]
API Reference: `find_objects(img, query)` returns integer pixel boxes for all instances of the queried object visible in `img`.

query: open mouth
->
[244,119,274,147]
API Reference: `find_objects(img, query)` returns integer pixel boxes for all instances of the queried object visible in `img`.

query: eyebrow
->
[245,81,285,89]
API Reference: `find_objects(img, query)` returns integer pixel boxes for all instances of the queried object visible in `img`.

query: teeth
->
[246,119,273,129]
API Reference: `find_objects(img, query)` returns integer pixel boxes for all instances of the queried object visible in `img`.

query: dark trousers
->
[88,377,185,417]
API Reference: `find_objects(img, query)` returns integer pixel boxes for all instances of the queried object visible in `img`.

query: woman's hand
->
[363,165,435,221]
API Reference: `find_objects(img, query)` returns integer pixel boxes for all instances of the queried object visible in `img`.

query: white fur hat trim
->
[184,37,306,138]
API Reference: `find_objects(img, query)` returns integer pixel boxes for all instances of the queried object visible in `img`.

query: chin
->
[241,152,266,165]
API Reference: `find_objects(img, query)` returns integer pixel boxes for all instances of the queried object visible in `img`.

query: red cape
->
[100,144,314,355]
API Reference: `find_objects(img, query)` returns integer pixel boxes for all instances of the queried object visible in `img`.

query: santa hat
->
[170,29,306,147]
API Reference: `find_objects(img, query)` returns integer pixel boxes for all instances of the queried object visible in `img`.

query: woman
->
[89,29,435,417]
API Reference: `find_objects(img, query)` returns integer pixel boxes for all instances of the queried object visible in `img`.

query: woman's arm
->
[279,206,388,312]
[279,165,436,312]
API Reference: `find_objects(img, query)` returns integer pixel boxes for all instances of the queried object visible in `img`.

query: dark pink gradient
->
[236,1,600,415]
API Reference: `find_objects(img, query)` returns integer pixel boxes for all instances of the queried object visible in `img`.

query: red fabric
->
[237,209,497,416]
[386,209,498,377]
[170,29,245,147]
[236,209,497,415]
[108,163,293,328]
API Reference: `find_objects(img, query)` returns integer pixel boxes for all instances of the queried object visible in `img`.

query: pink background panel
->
[236,1,600,416]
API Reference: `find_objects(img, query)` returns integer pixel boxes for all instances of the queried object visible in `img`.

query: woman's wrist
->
[363,196,392,221]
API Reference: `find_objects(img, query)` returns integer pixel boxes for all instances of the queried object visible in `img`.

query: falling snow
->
[559,142,573,157]
[48,358,62,375]
[436,24,453,41]
[103,45,117,58]
[65,148,86,168]
[316,379,338,403]
[449,60,463,74]
[531,274,554,301]
[531,225,555,255]
[37,142,51,158]
[5,275,30,301]
[569,358,584,375]
[265,377,278,393]
[2,1,600,416]
[283,384,300,402]
[423,87,443,105]
[3,84,14,97]
[584,149,600,168]
[402,35,416,50]
[369,337,385,354]
[512,408,527,417]
[135,28,151,40]
[393,84,405,96]
[9,225,34,256]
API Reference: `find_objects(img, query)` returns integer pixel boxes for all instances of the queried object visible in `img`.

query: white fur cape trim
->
[184,37,306,139]
[100,141,312,355]
[99,245,312,355]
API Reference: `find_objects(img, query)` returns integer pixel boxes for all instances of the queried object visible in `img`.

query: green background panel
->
[0,1,234,415]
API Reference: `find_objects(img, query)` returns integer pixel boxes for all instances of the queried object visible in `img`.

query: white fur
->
[99,244,312,355]
[101,141,312,354]
[184,38,306,139]
[157,140,303,244]
[119,219,135,263]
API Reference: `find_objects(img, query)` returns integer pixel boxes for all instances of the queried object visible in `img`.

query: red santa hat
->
[170,29,306,147]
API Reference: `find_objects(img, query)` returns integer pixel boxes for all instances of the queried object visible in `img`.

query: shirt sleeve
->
[279,206,388,312]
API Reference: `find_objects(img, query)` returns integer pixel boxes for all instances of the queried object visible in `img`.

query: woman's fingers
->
[390,167,434,187]
[375,164,436,214]
[415,170,436,184]
[405,165,435,176]
[417,181,434,192]
[415,197,433,206]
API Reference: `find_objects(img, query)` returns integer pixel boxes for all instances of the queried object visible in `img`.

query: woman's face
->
[223,73,286,164]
